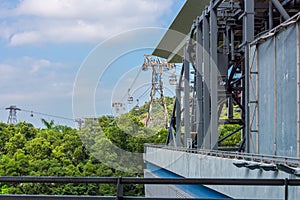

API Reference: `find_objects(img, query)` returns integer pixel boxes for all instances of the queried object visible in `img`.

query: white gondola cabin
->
[169,73,177,85]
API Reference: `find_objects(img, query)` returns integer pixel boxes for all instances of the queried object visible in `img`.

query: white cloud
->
[0,0,173,46]
[0,57,74,107]
[10,31,42,46]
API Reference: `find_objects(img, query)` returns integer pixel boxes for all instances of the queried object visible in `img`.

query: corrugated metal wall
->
[249,18,300,157]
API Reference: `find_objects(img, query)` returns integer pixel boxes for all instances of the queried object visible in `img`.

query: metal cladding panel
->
[252,19,300,158]
[258,38,275,155]
[275,25,297,157]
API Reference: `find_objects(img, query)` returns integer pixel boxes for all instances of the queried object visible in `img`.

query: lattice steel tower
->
[6,105,21,124]
[142,55,173,128]
[112,101,125,118]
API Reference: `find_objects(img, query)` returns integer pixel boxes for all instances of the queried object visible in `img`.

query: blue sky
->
[0,0,186,127]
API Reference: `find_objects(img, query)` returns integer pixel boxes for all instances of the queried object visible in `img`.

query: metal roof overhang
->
[152,0,210,63]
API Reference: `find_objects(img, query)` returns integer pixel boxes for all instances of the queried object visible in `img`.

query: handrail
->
[1,176,299,185]
[0,176,299,199]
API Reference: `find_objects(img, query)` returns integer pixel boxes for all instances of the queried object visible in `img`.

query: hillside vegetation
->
[0,97,241,195]
[0,116,166,195]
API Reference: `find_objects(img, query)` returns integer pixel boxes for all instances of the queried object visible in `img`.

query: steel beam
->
[210,2,218,150]
[224,26,230,55]
[243,0,255,153]
[184,47,191,148]
[202,11,211,149]
[269,1,274,30]
[196,16,204,149]
[211,0,224,9]
[231,27,235,61]
[271,0,290,21]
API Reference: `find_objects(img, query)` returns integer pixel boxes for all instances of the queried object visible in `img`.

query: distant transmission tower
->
[6,105,21,124]
[75,118,85,129]
[142,55,173,128]
[112,101,125,118]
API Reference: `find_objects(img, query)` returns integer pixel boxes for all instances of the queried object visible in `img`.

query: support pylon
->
[6,105,21,124]
[112,101,125,118]
[75,118,85,129]
[142,55,173,129]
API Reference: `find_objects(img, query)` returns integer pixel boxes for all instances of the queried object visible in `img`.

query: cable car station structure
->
[144,0,300,199]
[154,0,300,152]
[2,1,300,199]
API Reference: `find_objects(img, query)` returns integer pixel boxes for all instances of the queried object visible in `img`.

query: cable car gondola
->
[127,89,134,104]
[128,96,133,104]
[134,99,140,111]
[169,73,177,85]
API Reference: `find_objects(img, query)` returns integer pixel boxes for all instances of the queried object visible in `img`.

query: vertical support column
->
[229,27,235,120]
[228,98,233,120]
[203,10,211,149]
[243,0,255,153]
[273,35,277,156]
[116,177,123,200]
[184,47,191,148]
[231,28,235,61]
[210,4,218,150]
[196,16,204,149]
[224,26,229,55]
[176,84,182,146]
[269,1,273,30]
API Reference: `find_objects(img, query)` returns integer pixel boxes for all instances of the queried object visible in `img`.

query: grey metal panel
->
[297,22,300,158]
[275,25,297,157]
[254,21,300,158]
[258,38,275,155]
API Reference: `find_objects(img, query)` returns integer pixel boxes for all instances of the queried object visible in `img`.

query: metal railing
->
[0,176,299,200]
[145,144,300,168]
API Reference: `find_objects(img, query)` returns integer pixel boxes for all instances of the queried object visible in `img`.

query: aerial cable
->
[121,67,143,101]
[21,109,75,122]
[128,67,142,90]
[138,86,152,100]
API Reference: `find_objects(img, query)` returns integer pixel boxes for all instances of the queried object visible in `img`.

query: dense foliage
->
[0,115,166,195]
[0,97,241,195]
[218,105,242,147]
